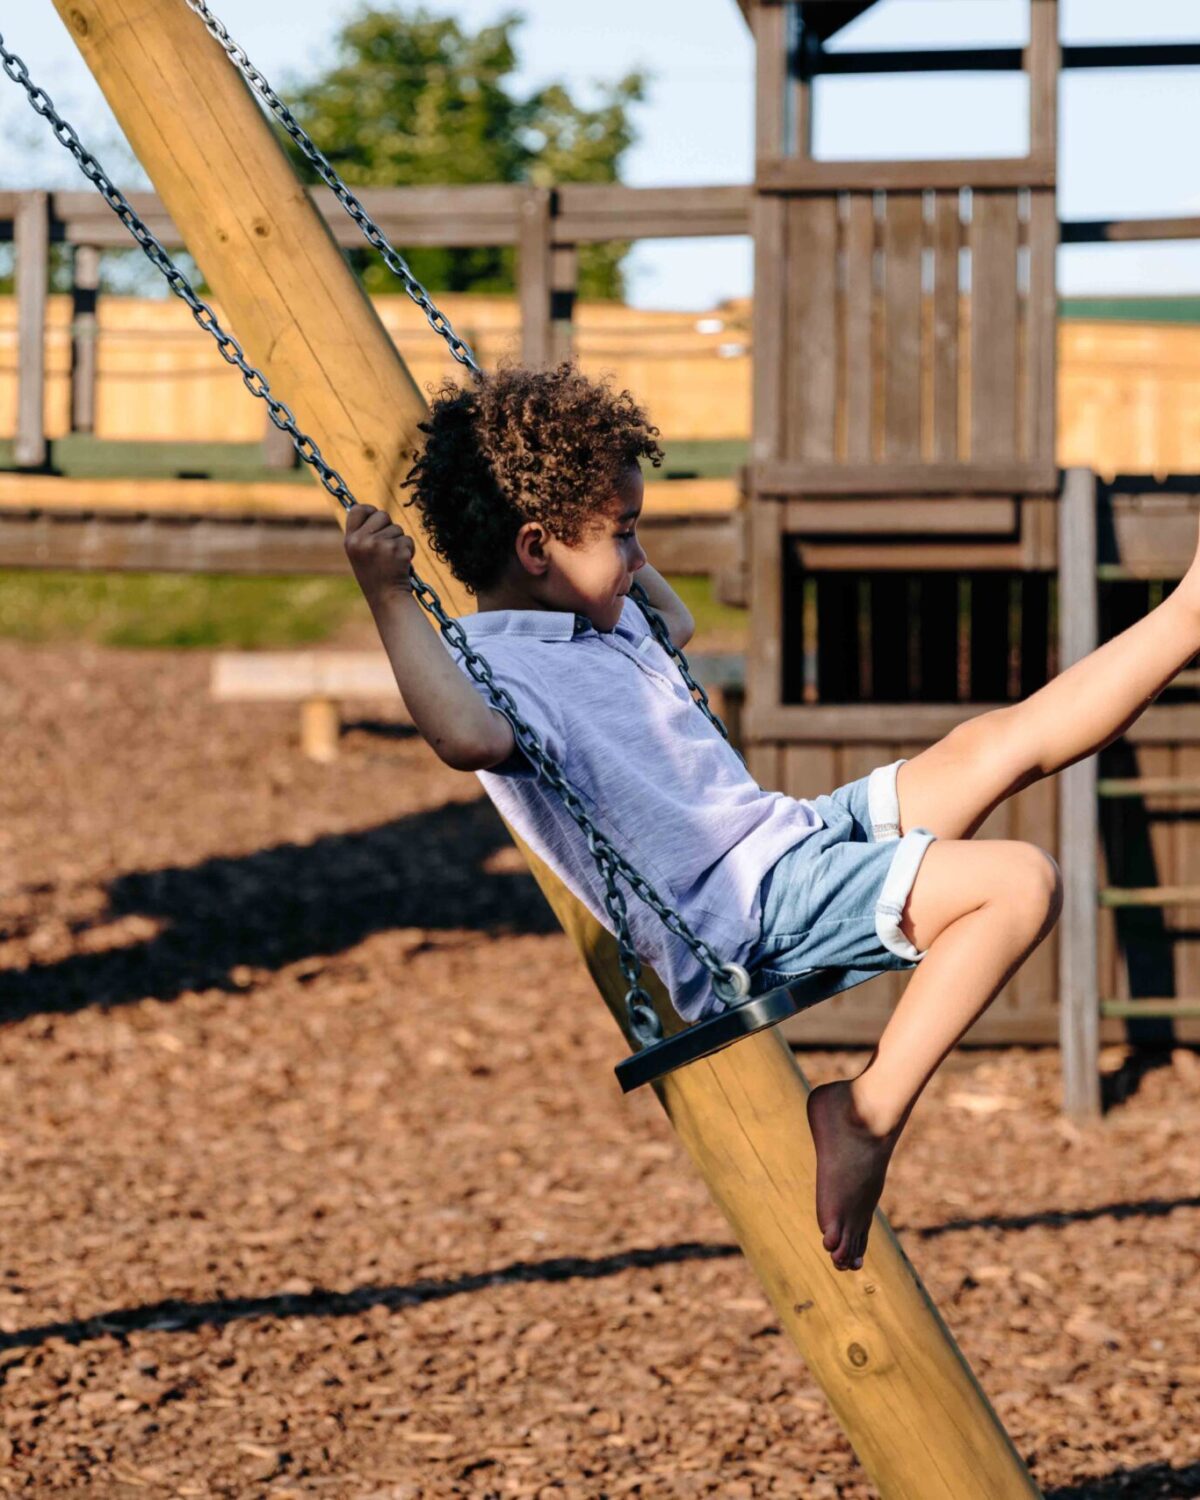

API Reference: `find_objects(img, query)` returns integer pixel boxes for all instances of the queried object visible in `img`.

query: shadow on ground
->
[0,798,556,1022]
[1044,1463,1200,1498]
[0,1242,739,1375]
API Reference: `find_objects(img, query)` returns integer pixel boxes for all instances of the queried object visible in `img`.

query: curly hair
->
[403,362,664,595]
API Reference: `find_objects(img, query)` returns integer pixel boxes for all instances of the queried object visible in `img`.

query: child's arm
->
[344,504,516,772]
[634,563,696,649]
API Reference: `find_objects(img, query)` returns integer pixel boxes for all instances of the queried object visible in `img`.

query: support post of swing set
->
[55,4,1041,1494]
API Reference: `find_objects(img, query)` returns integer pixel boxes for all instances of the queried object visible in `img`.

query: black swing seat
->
[615,969,841,1093]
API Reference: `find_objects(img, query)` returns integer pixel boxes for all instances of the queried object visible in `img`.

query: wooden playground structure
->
[4,2,1199,1100]
[1,2,1199,1492]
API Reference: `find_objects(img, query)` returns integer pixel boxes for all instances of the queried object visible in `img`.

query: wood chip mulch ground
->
[1,642,1198,1498]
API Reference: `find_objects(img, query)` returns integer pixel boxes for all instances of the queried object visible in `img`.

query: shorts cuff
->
[866,758,908,842]
[874,826,936,962]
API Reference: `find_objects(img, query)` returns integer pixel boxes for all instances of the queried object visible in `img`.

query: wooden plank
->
[746,741,783,792]
[1024,191,1058,467]
[70,243,101,436]
[211,651,406,703]
[931,192,961,462]
[785,197,839,461]
[882,194,924,462]
[1026,0,1060,164]
[746,501,786,716]
[1057,468,1101,1118]
[554,184,752,242]
[0,509,347,574]
[842,195,875,463]
[970,193,1021,462]
[751,196,787,464]
[757,156,1056,193]
[50,183,756,251]
[518,188,554,367]
[782,498,1017,535]
[14,191,50,469]
[754,2,789,158]
[1011,772,1059,1023]
[745,702,1002,742]
[783,744,837,803]
[550,244,578,364]
[753,459,1059,495]
[794,540,1035,572]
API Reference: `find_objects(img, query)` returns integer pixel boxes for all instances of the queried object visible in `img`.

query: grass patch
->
[0,572,361,649]
[667,574,747,648]
[0,570,744,652]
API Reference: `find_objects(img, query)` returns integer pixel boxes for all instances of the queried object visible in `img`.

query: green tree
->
[287,6,646,299]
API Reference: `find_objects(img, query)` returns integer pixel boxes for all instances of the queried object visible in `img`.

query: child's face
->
[540,465,648,631]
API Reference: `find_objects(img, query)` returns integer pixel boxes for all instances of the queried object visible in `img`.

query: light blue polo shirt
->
[447,598,824,1021]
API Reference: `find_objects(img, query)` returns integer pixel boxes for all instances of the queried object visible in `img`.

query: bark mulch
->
[1,643,1198,1498]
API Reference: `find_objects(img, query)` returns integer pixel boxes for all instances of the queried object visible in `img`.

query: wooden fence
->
[3,293,1200,477]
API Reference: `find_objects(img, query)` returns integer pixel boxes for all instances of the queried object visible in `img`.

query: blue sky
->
[2,0,1198,307]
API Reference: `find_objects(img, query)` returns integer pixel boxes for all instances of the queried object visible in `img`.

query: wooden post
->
[550,243,577,364]
[518,186,553,367]
[300,695,340,762]
[59,4,1042,1493]
[1058,468,1102,1119]
[14,191,50,469]
[70,243,101,435]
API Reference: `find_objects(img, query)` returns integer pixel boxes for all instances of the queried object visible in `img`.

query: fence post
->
[550,242,577,364]
[1058,467,1102,1118]
[70,243,101,435]
[14,191,50,468]
[518,186,553,367]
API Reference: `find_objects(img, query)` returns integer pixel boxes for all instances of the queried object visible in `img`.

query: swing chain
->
[182,0,732,749]
[181,0,482,380]
[0,32,750,1043]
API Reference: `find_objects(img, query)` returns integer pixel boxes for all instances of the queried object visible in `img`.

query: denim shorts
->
[744,759,937,1004]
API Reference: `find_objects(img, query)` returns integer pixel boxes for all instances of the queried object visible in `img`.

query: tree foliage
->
[287,7,646,299]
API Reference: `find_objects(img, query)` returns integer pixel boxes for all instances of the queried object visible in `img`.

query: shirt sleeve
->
[453,646,568,781]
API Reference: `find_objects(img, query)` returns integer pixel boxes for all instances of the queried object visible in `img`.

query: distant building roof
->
[1059,296,1200,325]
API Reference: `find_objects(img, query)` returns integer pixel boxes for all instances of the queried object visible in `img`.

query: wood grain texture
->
[14,192,49,469]
[842,195,876,463]
[882,194,924,462]
[785,197,839,462]
[970,193,1021,462]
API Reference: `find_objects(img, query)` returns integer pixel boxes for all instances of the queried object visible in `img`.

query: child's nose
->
[630,541,647,571]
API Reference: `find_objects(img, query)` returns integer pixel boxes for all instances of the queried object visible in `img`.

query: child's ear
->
[514,521,550,577]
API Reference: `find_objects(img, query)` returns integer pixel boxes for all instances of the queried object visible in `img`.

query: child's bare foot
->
[806,1080,902,1271]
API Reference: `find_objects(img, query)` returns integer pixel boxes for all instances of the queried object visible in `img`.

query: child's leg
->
[807,837,1061,1271]
[895,573,1200,842]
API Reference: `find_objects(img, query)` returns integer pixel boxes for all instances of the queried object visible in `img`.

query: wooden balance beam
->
[57,3,1040,1493]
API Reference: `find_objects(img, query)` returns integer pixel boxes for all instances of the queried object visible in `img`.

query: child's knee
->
[998,841,1062,934]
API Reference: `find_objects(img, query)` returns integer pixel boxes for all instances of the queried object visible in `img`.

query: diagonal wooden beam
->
[52,3,1041,1494]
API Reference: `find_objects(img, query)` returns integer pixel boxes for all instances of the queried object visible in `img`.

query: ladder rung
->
[1098,777,1200,798]
[1100,885,1200,908]
[1100,998,1200,1019]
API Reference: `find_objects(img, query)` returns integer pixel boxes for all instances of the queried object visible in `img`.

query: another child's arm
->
[344,504,516,771]
[634,564,695,649]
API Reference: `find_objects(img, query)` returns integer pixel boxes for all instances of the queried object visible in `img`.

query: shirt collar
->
[461,602,638,643]
[459,608,583,643]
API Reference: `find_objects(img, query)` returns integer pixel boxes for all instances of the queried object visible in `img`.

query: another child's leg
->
[895,570,1200,842]
[807,837,1061,1271]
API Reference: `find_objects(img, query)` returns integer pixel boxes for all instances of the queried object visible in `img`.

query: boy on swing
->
[345,363,1184,1274]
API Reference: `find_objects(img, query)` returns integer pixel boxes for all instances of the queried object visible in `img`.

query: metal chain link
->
[182,0,482,379]
[0,31,748,1044]
[180,0,734,748]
